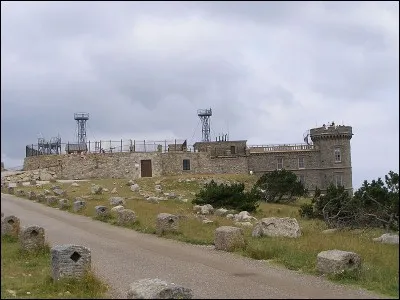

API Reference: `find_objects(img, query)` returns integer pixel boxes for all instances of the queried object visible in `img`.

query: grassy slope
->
[2,173,399,297]
[1,235,107,299]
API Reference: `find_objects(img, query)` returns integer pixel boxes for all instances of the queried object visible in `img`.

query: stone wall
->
[248,150,321,191]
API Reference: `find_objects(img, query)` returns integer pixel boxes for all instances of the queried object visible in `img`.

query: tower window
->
[335,174,343,187]
[334,148,341,163]
[298,156,305,169]
[183,159,190,171]
[277,157,283,170]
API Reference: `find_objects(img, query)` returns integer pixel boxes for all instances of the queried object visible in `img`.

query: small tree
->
[193,180,259,212]
[254,169,307,203]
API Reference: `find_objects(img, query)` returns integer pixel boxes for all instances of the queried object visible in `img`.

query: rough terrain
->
[1,193,384,299]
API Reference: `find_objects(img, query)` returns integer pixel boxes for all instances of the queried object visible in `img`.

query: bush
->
[254,169,307,203]
[299,203,314,219]
[193,180,259,212]
[304,171,399,231]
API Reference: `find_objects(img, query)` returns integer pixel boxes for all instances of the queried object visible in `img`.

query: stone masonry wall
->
[248,150,321,191]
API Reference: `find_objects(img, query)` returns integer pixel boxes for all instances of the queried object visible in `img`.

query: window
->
[183,159,190,171]
[230,146,236,154]
[277,157,283,170]
[334,148,341,163]
[335,174,343,187]
[298,156,305,169]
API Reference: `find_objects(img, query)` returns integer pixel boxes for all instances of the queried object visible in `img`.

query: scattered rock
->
[146,197,160,204]
[214,226,245,252]
[1,215,20,237]
[167,192,177,199]
[71,182,80,187]
[126,180,135,186]
[73,199,86,212]
[111,205,125,213]
[59,199,70,210]
[127,278,193,299]
[117,209,137,225]
[233,211,257,222]
[37,193,45,202]
[19,225,45,251]
[46,196,58,206]
[53,189,66,197]
[226,214,234,220]
[91,185,103,195]
[252,217,302,238]
[95,205,109,217]
[316,250,361,274]
[103,188,109,192]
[372,233,399,245]
[156,213,179,235]
[130,184,140,192]
[44,189,51,195]
[111,187,118,194]
[27,191,37,200]
[109,197,126,206]
[16,189,26,197]
[215,208,229,217]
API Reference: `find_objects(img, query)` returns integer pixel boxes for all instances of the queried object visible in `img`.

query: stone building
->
[23,124,353,193]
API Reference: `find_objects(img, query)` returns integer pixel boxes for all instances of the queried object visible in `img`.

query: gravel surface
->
[1,193,384,299]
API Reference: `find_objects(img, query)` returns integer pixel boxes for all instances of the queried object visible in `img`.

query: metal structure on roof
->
[74,112,89,144]
[197,108,212,142]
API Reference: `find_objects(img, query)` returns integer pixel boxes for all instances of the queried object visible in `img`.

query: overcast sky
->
[1,1,399,189]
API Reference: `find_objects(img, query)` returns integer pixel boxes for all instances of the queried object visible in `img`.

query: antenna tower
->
[197,108,212,142]
[74,112,89,144]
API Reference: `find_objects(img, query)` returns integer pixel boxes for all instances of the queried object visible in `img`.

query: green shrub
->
[254,169,307,203]
[193,180,259,212]
[299,203,314,219]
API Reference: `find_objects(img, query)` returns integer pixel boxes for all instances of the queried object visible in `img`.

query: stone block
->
[1,215,20,237]
[51,244,91,280]
[156,213,179,235]
[95,205,109,217]
[127,278,193,299]
[316,250,361,274]
[53,188,66,197]
[16,189,26,197]
[117,209,137,225]
[214,226,245,252]
[37,193,45,202]
[46,196,58,206]
[91,185,103,195]
[73,199,86,212]
[27,191,37,200]
[252,217,301,238]
[109,197,126,206]
[59,199,71,210]
[19,225,45,251]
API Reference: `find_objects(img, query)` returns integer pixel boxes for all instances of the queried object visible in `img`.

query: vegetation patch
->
[1,235,107,299]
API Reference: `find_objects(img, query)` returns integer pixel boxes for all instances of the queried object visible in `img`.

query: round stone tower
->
[310,123,353,193]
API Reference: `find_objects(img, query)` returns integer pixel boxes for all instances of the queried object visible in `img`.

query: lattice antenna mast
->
[197,108,212,142]
[74,112,89,144]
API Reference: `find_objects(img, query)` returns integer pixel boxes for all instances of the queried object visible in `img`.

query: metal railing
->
[248,143,315,153]
[25,139,192,157]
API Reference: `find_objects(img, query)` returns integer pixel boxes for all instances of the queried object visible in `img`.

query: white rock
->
[130,184,140,192]
[372,233,399,245]
[252,217,302,238]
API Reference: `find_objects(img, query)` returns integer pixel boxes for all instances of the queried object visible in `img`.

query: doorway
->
[140,160,152,177]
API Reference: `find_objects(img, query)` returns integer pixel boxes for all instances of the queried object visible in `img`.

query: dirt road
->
[1,193,383,299]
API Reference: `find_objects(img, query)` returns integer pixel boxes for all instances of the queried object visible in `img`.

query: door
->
[140,160,152,177]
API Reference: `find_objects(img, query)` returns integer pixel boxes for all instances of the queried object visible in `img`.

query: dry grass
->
[1,235,107,299]
[3,173,398,298]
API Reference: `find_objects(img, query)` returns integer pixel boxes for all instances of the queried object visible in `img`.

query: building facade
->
[23,124,353,193]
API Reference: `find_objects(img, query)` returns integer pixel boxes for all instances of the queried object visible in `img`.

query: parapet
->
[310,124,353,142]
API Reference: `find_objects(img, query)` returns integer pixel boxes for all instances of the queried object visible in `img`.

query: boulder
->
[73,199,86,212]
[194,204,214,215]
[130,184,140,192]
[59,199,70,210]
[44,189,51,195]
[111,205,125,213]
[27,191,37,200]
[111,187,117,194]
[127,278,193,299]
[214,226,245,252]
[193,205,202,213]
[95,206,109,217]
[316,250,361,274]
[215,208,229,217]
[234,211,257,222]
[126,180,135,186]
[16,189,26,197]
[71,182,80,187]
[146,197,160,204]
[37,193,45,202]
[1,215,20,237]
[46,196,58,206]
[91,185,103,195]
[252,217,301,238]
[167,192,177,199]
[226,214,234,220]
[109,197,126,206]
[117,209,136,225]
[156,213,179,235]
[53,189,66,197]
[372,233,399,245]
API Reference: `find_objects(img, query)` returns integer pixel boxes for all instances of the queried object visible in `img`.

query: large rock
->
[316,250,361,274]
[109,197,126,206]
[111,205,125,213]
[73,199,86,212]
[27,191,37,200]
[111,187,118,194]
[214,226,245,252]
[214,208,229,217]
[252,217,301,238]
[234,211,257,222]
[127,278,193,299]
[46,196,59,206]
[1,215,20,237]
[146,196,160,204]
[59,199,70,210]
[193,204,214,215]
[37,193,45,203]
[51,244,91,280]
[19,225,45,251]
[372,233,399,245]
[130,184,140,192]
[91,185,103,195]
[156,213,179,235]
[95,206,109,217]
[53,188,66,197]
[117,209,136,226]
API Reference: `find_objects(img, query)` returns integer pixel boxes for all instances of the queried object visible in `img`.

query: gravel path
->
[1,193,384,299]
